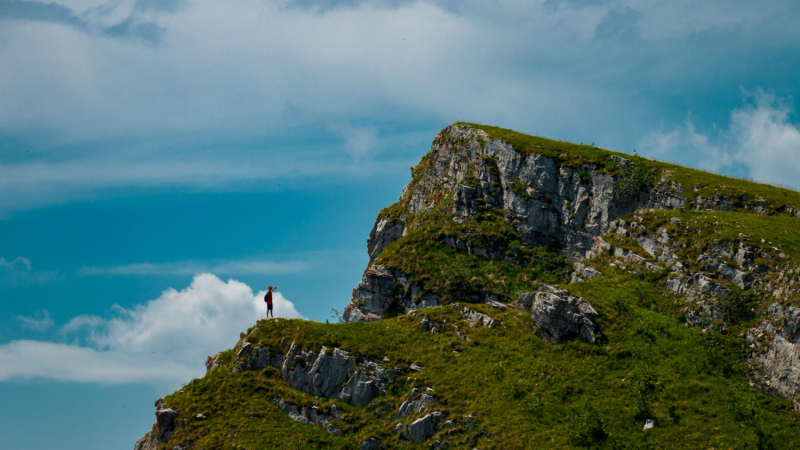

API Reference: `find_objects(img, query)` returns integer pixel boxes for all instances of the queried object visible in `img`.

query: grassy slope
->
[161,269,800,449]
[154,124,800,450]
[375,202,573,305]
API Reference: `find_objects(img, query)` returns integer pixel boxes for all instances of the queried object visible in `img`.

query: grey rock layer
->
[750,303,800,399]
[404,414,435,442]
[529,286,598,344]
[392,392,437,419]
[235,339,390,406]
[283,344,355,398]
[133,401,178,450]
[343,265,439,323]
[272,398,342,435]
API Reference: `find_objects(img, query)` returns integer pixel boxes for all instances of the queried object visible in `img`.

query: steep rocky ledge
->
[344,123,685,322]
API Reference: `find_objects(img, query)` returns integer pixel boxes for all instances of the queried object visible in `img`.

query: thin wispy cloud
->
[14,310,54,332]
[328,122,379,161]
[78,259,310,277]
[0,257,59,286]
[0,0,165,44]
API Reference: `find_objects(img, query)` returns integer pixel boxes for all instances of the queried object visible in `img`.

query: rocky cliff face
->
[344,123,685,323]
[134,399,179,450]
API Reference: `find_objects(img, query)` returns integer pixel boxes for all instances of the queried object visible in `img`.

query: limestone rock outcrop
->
[343,123,685,322]
[133,399,178,450]
[272,398,342,435]
[283,344,356,398]
[228,336,392,407]
[343,265,439,323]
[404,414,435,442]
[392,387,437,419]
[529,286,599,344]
[747,303,800,399]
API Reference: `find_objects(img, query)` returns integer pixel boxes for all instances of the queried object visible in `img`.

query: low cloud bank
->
[0,273,303,386]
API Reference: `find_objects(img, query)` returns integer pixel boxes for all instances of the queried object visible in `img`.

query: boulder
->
[340,367,386,407]
[404,414,435,442]
[392,392,437,419]
[245,346,285,371]
[360,438,382,450]
[277,400,312,426]
[454,304,500,328]
[515,292,536,312]
[530,286,598,344]
[205,354,220,372]
[342,265,439,322]
[571,262,601,283]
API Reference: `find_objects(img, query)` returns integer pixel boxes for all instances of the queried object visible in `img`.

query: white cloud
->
[2,1,795,206]
[0,340,197,385]
[0,273,304,385]
[14,310,54,332]
[0,256,59,286]
[78,259,309,276]
[638,90,800,188]
[730,91,800,188]
[328,122,379,161]
[60,314,105,333]
[0,1,797,213]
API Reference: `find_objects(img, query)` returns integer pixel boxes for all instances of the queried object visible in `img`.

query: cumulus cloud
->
[78,259,309,276]
[729,91,800,187]
[0,257,59,286]
[14,310,54,332]
[639,90,800,188]
[0,273,303,385]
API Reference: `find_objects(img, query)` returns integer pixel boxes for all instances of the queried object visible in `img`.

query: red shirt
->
[266,291,273,305]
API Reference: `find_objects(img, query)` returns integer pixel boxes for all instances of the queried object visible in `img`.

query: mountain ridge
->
[135,123,800,450]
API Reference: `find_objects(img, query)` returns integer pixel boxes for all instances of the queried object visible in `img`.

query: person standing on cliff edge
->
[264,285,276,318]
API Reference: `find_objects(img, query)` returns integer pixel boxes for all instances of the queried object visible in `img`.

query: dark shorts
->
[267,303,273,311]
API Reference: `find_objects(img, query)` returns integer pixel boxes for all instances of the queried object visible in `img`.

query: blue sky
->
[1,1,800,448]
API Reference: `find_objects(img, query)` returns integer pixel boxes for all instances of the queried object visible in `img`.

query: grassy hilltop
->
[141,124,800,450]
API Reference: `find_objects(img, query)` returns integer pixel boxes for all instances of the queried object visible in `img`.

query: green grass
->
[374,198,573,304]
[159,272,800,449]
[151,123,800,449]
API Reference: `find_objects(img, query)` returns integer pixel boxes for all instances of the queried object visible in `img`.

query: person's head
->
[268,285,274,291]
